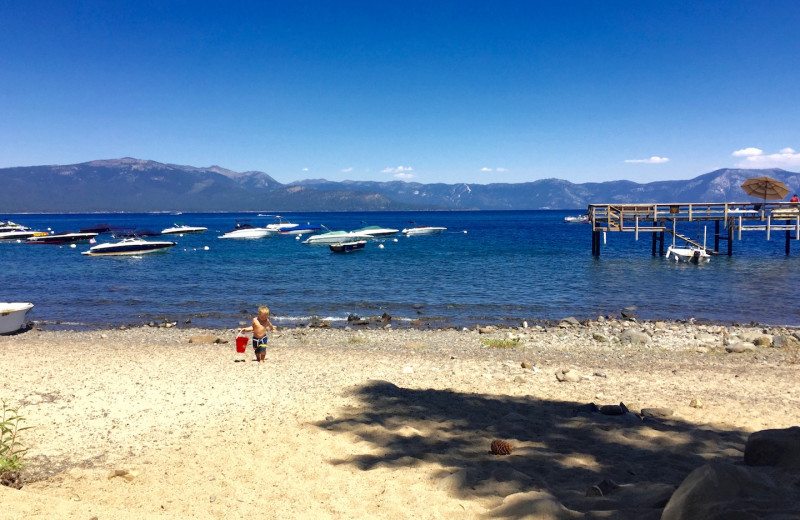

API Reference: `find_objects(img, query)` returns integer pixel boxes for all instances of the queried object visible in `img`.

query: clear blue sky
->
[2,1,799,184]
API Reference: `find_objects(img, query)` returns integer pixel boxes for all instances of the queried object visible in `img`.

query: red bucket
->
[235,333,249,353]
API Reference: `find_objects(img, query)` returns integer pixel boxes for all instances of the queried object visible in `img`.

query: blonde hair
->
[258,305,270,316]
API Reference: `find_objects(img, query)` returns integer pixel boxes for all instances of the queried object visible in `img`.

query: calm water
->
[3,210,800,329]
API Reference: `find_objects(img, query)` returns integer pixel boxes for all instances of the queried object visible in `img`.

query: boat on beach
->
[25,231,99,244]
[329,240,367,253]
[0,302,34,334]
[401,226,446,236]
[160,223,208,235]
[81,237,177,256]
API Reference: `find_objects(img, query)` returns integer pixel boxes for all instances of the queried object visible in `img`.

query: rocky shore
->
[2,318,799,519]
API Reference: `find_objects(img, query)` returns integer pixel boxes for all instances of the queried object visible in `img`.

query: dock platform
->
[588,202,800,256]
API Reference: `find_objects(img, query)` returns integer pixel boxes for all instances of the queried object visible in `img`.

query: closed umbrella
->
[741,176,789,200]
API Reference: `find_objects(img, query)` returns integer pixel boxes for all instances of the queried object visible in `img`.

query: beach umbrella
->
[741,176,790,200]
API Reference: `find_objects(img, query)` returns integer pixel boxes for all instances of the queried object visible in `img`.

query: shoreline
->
[2,321,799,519]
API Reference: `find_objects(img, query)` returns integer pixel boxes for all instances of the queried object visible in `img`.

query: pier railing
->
[587,201,800,256]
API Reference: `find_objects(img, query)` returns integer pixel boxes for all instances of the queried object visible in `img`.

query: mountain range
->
[1,158,799,212]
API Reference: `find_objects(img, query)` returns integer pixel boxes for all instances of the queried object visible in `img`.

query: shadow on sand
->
[316,380,749,519]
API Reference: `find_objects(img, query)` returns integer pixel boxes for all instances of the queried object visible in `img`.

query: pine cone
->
[490,439,514,455]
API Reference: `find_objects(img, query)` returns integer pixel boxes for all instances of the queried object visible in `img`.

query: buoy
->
[378,244,384,249]
[463,230,468,233]
[203,246,210,251]
[393,238,398,242]
[70,244,77,248]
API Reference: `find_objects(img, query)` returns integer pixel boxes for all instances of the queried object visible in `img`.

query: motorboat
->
[25,231,99,244]
[303,230,375,244]
[0,302,34,334]
[666,245,711,263]
[0,229,49,241]
[351,225,399,237]
[329,240,366,253]
[265,215,300,233]
[564,215,589,223]
[0,220,28,233]
[218,222,275,239]
[161,223,208,235]
[401,226,447,236]
[278,224,322,235]
[81,237,177,256]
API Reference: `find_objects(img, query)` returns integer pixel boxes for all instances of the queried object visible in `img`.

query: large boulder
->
[661,462,800,520]
[744,426,800,468]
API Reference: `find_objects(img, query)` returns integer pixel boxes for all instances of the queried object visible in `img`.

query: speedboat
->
[351,225,399,237]
[564,215,589,223]
[218,222,275,239]
[265,215,300,232]
[278,224,322,235]
[25,231,99,244]
[0,229,49,240]
[81,237,177,256]
[303,230,375,244]
[666,245,711,263]
[329,240,366,253]
[401,226,447,236]
[161,223,208,235]
[0,302,34,334]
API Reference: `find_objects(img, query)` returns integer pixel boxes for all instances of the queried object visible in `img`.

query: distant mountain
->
[1,158,798,212]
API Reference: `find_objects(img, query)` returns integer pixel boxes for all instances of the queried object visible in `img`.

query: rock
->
[559,317,581,327]
[555,368,581,383]
[380,312,392,322]
[725,342,755,353]
[689,398,703,409]
[0,470,22,490]
[599,405,625,416]
[744,426,800,468]
[592,332,608,342]
[478,327,495,334]
[654,321,666,329]
[347,313,361,322]
[107,468,138,481]
[641,407,674,419]
[753,335,773,347]
[620,328,650,345]
[620,310,638,321]
[661,462,800,520]
[594,371,607,378]
[521,361,532,369]
[437,469,470,495]
[483,491,583,519]
[188,335,226,344]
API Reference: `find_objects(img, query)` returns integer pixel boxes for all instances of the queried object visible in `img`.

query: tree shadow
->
[315,380,749,518]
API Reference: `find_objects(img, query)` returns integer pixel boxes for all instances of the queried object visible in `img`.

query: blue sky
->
[2,1,800,184]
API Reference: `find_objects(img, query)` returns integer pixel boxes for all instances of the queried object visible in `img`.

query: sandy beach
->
[2,320,799,519]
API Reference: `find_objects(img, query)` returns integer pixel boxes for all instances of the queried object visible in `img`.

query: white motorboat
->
[161,223,208,235]
[401,226,447,236]
[265,216,300,233]
[0,302,34,334]
[0,220,28,233]
[218,223,275,239]
[303,230,375,244]
[666,245,710,263]
[564,215,589,223]
[351,225,399,237]
[81,238,177,256]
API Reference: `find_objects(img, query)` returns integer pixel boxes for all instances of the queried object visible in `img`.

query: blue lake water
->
[3,210,800,329]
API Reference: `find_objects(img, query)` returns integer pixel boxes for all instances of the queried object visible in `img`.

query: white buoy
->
[463,230,467,233]
[393,238,398,242]
[378,244,384,249]
[70,243,77,248]
[296,236,300,240]
[203,246,210,250]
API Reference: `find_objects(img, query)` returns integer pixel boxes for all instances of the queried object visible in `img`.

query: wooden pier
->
[588,202,800,257]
